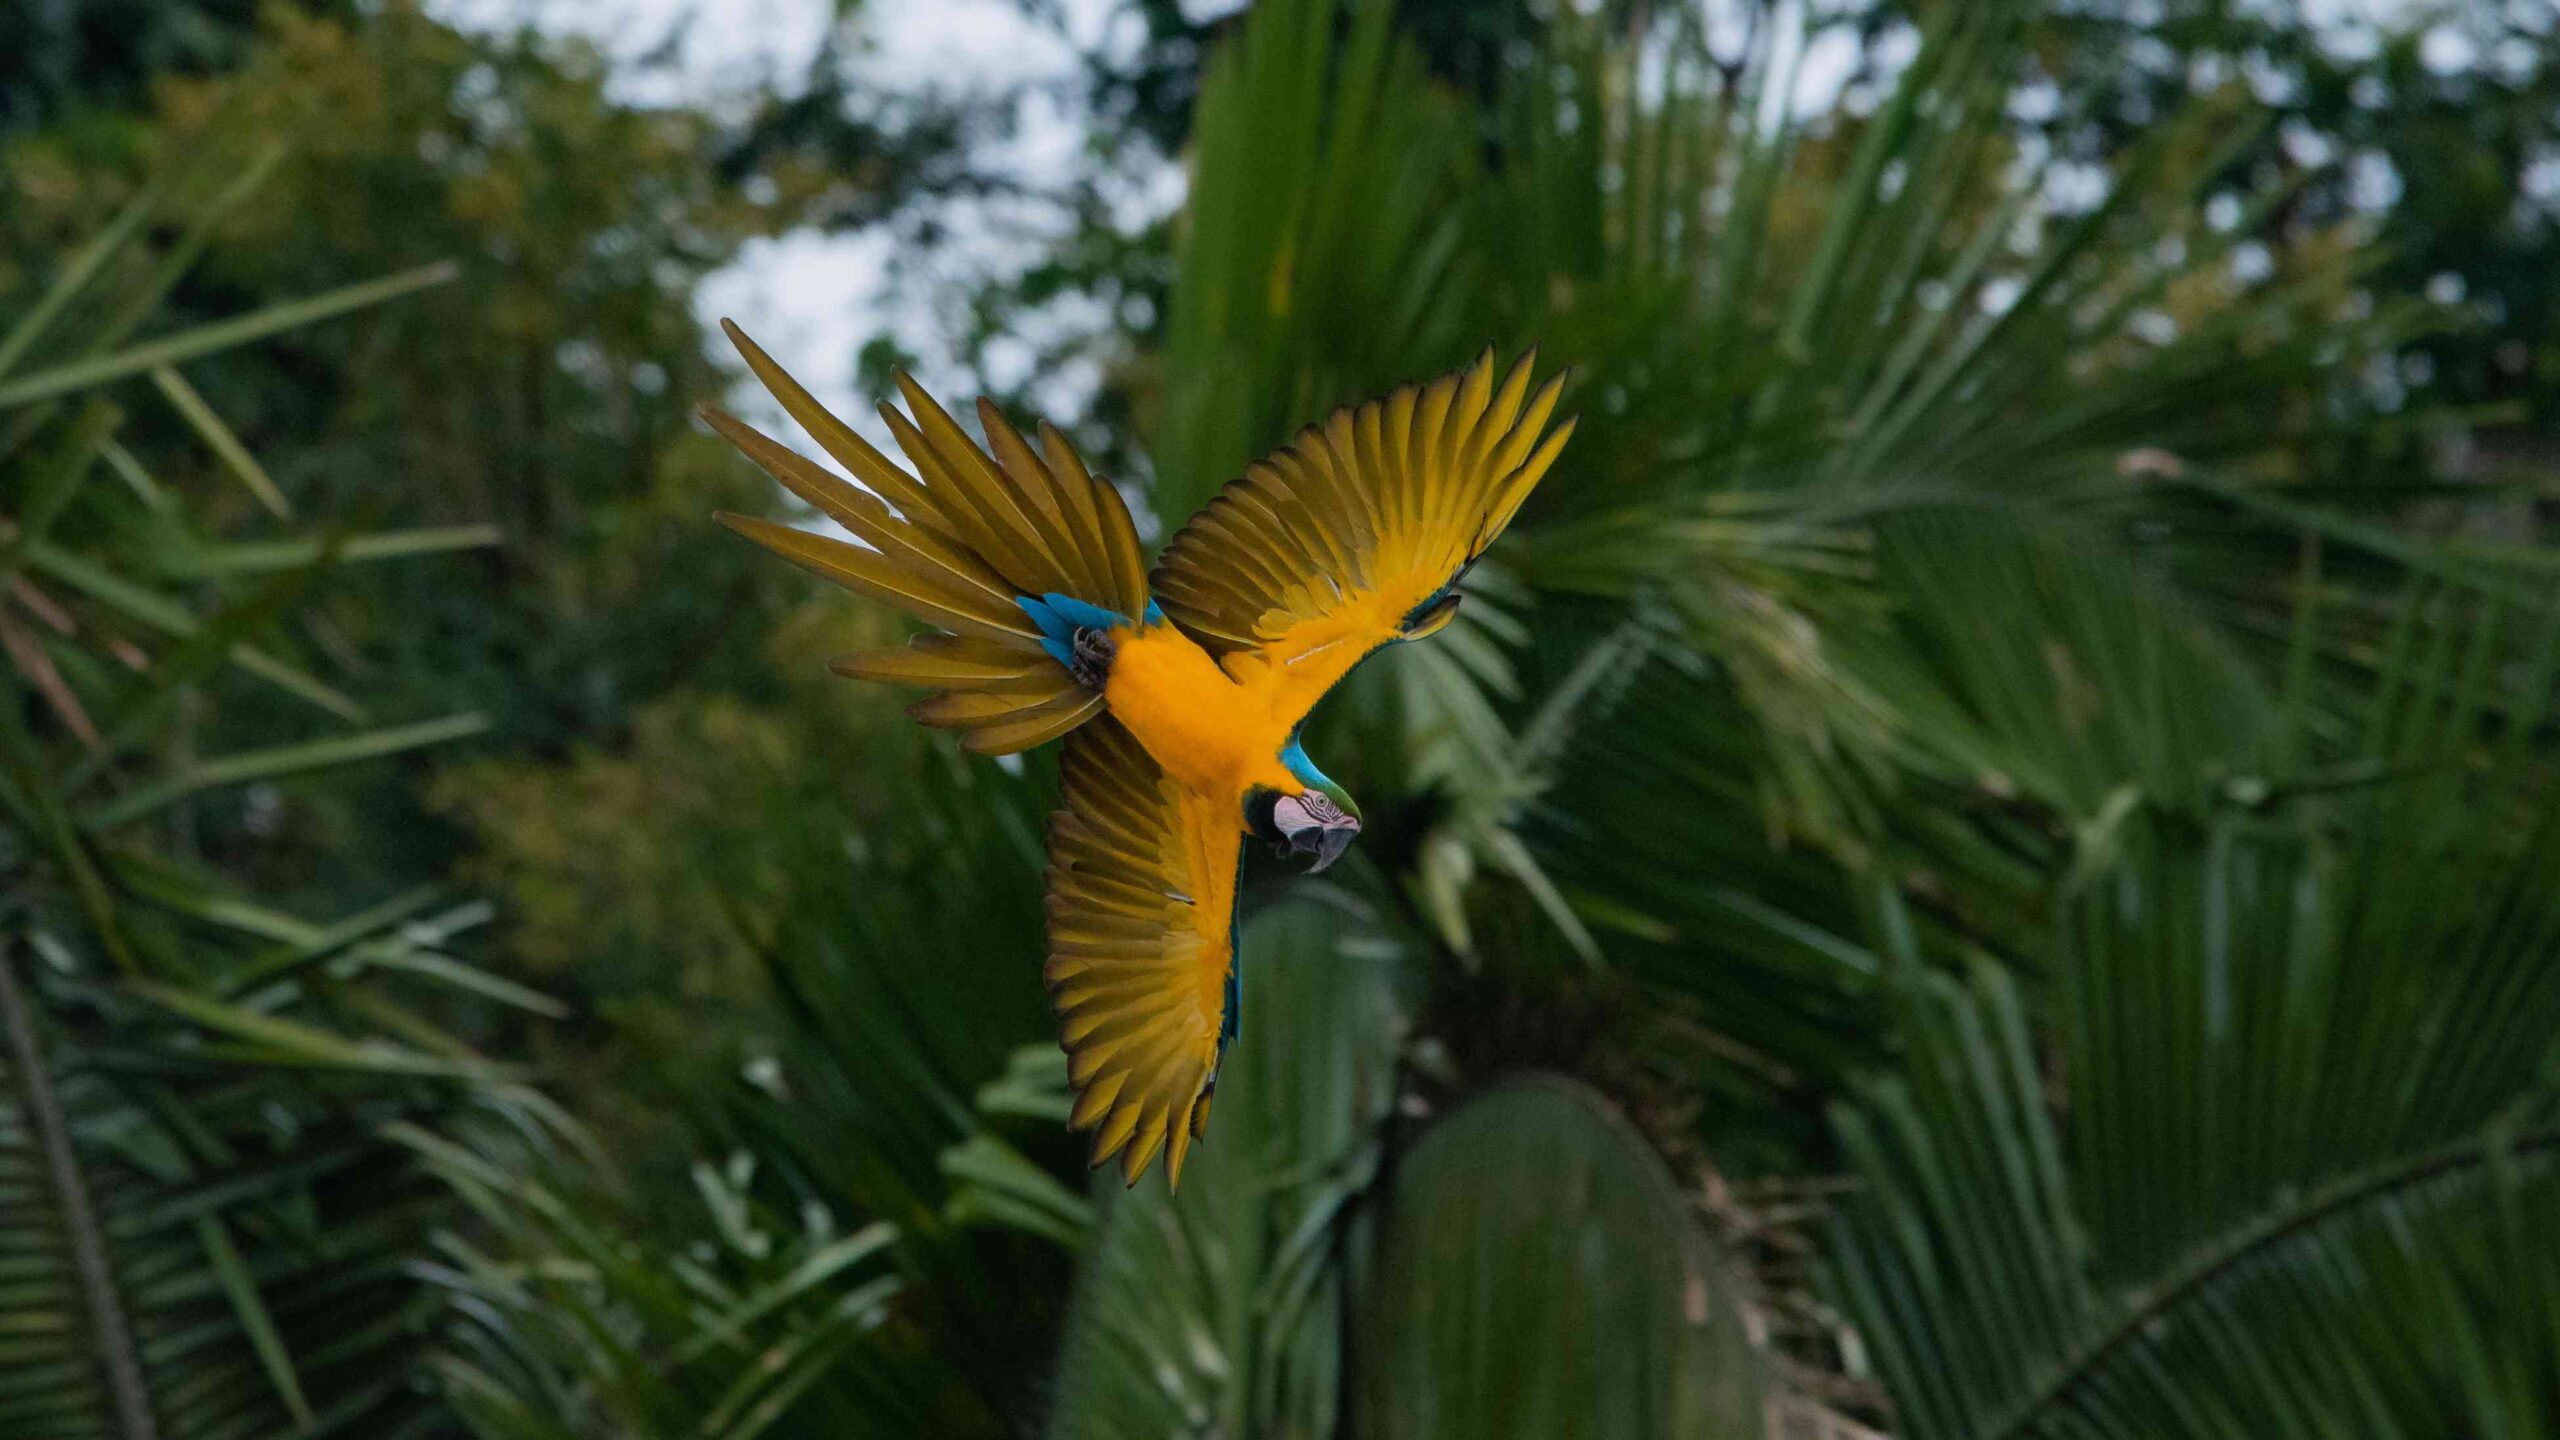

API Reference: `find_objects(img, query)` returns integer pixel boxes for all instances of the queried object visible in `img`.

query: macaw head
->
[1250,737,1362,873]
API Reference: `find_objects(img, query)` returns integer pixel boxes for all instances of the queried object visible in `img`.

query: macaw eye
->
[1401,591,1461,640]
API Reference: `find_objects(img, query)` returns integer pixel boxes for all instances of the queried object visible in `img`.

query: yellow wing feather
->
[1044,717,1240,1189]
[707,321,1148,754]
[1150,350,1574,723]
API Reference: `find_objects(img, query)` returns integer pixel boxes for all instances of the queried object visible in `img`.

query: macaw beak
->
[1272,791,1362,873]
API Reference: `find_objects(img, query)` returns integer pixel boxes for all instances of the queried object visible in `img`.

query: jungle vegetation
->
[4,1,2558,1436]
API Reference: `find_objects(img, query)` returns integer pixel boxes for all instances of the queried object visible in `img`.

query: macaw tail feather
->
[707,320,1151,755]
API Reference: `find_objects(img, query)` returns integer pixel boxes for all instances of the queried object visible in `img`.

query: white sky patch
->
[430,0,835,99]
[697,227,897,436]
[428,0,1147,440]
[1788,22,1863,121]
[2417,25,2477,78]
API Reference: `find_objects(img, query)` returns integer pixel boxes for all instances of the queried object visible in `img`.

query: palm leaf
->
[1352,1075,1764,1440]
[0,187,540,1440]
[1824,588,2560,1437]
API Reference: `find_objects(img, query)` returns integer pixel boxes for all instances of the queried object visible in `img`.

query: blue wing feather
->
[1019,593,1144,670]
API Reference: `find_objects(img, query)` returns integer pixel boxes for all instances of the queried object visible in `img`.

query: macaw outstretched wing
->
[1149,350,1574,725]
[707,321,1149,755]
[1045,717,1242,1188]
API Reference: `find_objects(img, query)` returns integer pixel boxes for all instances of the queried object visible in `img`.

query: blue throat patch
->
[1279,736,1337,793]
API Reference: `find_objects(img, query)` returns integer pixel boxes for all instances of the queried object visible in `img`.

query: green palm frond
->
[1,182,529,1440]
[1151,0,1480,524]
[414,718,1078,1439]
[1826,587,2560,1438]
[1849,504,2275,822]
[413,1127,915,1440]
[0,928,562,1440]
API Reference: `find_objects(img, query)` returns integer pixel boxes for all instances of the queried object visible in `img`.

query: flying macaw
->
[706,322,1572,1188]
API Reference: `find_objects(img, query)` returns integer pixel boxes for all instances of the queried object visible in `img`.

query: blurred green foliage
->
[1,0,1003,1155]
[0,152,572,1440]
[6,0,2560,1436]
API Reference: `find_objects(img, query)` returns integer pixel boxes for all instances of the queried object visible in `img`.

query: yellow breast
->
[1103,624,1298,802]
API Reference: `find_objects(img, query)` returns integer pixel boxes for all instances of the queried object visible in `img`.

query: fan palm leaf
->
[1825,586,2560,1438]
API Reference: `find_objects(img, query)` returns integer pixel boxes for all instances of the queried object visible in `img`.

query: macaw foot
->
[1069,626,1116,689]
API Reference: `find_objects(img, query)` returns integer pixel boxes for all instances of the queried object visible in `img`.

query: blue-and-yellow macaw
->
[707,322,1572,1187]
